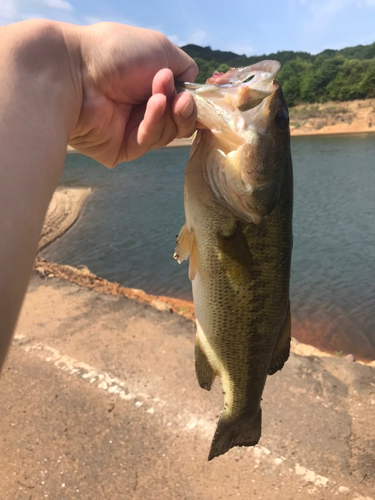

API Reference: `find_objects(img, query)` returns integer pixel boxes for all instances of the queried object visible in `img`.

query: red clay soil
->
[34,258,195,322]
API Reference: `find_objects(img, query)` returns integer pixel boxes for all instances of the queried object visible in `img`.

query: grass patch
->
[324,106,349,115]
[290,103,352,121]
[292,105,321,119]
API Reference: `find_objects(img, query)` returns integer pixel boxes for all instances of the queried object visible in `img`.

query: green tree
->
[278,58,310,105]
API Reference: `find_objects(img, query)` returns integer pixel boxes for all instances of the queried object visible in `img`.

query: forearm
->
[0,20,82,369]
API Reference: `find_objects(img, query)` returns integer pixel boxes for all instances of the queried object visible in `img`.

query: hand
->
[69,23,198,167]
[0,20,199,371]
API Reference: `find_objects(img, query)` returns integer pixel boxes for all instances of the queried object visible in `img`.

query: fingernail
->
[180,99,194,119]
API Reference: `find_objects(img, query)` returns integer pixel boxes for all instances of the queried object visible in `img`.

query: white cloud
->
[167,29,208,48]
[225,42,254,56]
[296,0,375,53]
[0,0,18,21]
[83,15,136,27]
[189,29,207,46]
[303,0,352,34]
[0,0,75,25]
[167,34,182,45]
[83,16,104,25]
[310,0,347,18]
[305,0,375,34]
[168,32,254,56]
[43,0,73,11]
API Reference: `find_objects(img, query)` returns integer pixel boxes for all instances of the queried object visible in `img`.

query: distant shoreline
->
[67,98,375,154]
[168,126,375,142]
[66,127,375,155]
[67,116,375,156]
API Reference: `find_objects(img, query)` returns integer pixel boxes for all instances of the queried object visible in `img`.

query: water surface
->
[42,134,375,360]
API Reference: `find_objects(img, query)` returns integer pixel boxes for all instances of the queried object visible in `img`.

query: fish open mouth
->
[176,61,289,225]
[176,60,281,113]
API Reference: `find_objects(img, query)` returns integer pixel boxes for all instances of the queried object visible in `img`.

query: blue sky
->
[1,0,375,56]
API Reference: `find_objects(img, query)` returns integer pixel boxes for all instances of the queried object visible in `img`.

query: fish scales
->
[174,61,293,460]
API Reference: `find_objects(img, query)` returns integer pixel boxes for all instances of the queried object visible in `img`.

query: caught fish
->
[174,61,293,460]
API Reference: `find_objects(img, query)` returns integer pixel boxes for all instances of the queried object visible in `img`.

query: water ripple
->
[42,135,375,359]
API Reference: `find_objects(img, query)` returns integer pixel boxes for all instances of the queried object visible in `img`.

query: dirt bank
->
[290,98,375,136]
[38,187,194,320]
[33,257,375,369]
[35,257,195,321]
[39,187,92,251]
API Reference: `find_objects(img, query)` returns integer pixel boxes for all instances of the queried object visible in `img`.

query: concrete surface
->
[1,273,375,500]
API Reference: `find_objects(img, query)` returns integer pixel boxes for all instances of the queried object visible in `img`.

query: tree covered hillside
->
[181,43,375,106]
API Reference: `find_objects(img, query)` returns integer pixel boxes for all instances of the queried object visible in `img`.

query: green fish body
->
[174,61,293,460]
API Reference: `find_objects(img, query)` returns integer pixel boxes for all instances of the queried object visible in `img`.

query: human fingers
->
[172,91,197,138]
[160,35,198,82]
[150,69,180,146]
[119,70,191,162]
[152,68,175,98]
[79,25,198,104]
[124,92,172,161]
[123,70,197,160]
[152,69,197,140]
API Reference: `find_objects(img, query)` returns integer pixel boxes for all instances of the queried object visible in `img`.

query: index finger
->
[163,39,198,83]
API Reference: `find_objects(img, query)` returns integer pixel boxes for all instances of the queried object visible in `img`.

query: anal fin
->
[268,305,291,375]
[195,340,216,391]
[208,408,262,461]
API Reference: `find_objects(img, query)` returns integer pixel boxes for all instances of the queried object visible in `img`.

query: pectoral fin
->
[218,223,253,275]
[188,232,198,281]
[268,305,291,375]
[174,223,190,263]
[174,224,199,281]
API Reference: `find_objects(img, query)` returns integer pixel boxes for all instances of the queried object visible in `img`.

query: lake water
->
[41,134,375,360]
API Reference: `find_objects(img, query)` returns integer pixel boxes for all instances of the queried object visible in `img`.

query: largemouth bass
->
[174,61,293,461]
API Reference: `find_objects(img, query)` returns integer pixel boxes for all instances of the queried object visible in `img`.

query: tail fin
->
[208,408,262,461]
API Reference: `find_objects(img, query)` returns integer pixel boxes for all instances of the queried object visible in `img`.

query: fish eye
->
[275,109,289,131]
